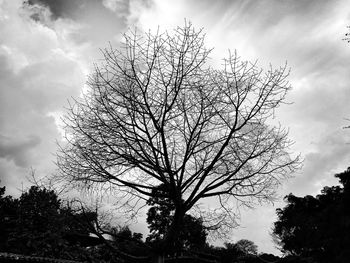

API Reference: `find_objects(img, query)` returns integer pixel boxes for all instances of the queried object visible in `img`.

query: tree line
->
[1,166,348,262]
[0,183,269,262]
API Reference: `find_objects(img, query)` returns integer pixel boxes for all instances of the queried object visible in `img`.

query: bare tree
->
[57,23,300,251]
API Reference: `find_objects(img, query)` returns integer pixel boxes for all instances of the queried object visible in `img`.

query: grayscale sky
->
[1,0,350,255]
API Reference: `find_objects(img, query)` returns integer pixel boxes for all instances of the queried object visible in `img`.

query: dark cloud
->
[25,0,133,21]
[1,0,149,196]
[26,0,91,20]
[22,0,140,59]
[0,135,41,167]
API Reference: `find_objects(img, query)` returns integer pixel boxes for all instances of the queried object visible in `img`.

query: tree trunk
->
[152,253,164,263]
[163,205,185,255]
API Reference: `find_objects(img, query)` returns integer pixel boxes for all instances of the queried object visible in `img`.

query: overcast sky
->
[1,0,350,255]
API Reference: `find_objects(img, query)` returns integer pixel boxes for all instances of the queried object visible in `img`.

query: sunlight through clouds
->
[1,0,350,255]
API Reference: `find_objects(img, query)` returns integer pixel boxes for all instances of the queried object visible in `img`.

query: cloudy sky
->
[1,0,350,255]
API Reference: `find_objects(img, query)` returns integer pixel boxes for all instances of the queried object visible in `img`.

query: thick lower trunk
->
[162,206,185,255]
[152,254,164,263]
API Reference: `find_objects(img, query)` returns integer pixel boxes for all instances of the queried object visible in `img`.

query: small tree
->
[57,23,300,252]
[221,239,258,262]
[234,239,258,255]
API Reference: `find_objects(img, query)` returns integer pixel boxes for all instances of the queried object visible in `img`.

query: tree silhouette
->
[234,239,258,255]
[146,184,207,252]
[208,240,258,263]
[0,184,150,261]
[273,167,350,262]
[57,23,300,252]
[0,186,92,259]
[0,186,18,252]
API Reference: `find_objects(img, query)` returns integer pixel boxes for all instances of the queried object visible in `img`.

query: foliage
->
[200,240,259,263]
[234,239,258,255]
[0,185,138,262]
[146,185,207,252]
[0,186,18,252]
[8,186,65,256]
[273,167,350,262]
[146,184,175,244]
[0,186,99,260]
[1,183,287,262]
[221,240,257,262]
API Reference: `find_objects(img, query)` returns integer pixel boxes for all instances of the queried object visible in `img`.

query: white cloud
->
[0,0,142,196]
[1,0,350,255]
[102,0,127,14]
[133,0,350,254]
[0,0,85,194]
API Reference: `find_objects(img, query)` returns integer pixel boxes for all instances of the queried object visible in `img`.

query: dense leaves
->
[146,184,207,252]
[0,184,289,262]
[0,186,97,260]
[0,186,18,251]
[273,167,350,262]
[200,240,259,263]
[234,239,258,256]
[0,184,154,262]
[108,226,150,257]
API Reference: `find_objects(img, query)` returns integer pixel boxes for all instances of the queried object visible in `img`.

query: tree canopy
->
[273,167,350,262]
[0,184,150,262]
[0,186,18,251]
[0,185,95,260]
[57,23,300,251]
